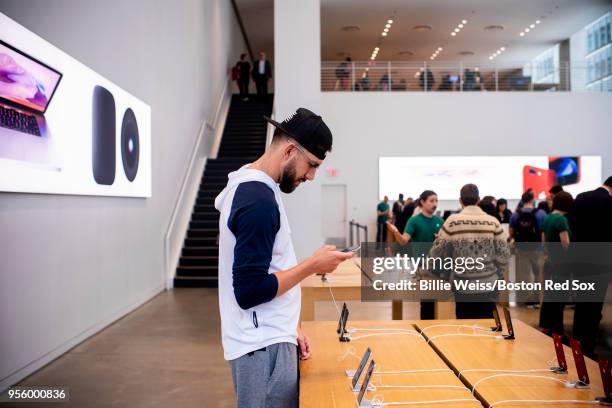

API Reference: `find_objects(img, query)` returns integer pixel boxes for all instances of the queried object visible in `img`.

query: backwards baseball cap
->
[263,108,333,160]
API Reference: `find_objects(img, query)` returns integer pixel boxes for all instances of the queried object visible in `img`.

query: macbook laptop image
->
[0,39,62,170]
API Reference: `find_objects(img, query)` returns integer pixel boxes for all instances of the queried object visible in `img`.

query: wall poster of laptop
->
[0,13,151,197]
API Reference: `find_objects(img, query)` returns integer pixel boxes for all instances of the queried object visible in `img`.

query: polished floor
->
[7,288,611,407]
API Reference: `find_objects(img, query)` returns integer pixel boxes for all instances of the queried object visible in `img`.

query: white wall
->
[0,0,247,391]
[285,92,612,259]
[274,0,324,260]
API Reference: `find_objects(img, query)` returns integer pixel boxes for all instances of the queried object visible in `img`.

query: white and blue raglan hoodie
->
[214,165,300,361]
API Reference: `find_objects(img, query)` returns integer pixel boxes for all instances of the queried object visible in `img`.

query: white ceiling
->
[236,0,612,63]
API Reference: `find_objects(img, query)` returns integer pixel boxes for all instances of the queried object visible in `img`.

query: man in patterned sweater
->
[429,184,511,318]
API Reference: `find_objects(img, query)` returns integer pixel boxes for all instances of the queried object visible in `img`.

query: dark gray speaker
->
[120,108,139,182]
[92,86,116,185]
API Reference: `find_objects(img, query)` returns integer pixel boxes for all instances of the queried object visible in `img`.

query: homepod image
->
[92,85,116,185]
[120,108,139,182]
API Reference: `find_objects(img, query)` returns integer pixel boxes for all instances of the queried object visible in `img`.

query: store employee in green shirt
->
[388,190,443,319]
[539,191,573,336]
[376,196,390,247]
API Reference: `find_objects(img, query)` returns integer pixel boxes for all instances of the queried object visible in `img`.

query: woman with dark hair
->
[478,196,497,217]
[537,201,550,214]
[387,190,444,319]
[539,191,574,336]
[496,198,512,223]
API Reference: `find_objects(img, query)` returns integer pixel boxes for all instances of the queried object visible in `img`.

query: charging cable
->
[488,399,599,407]
[471,373,575,394]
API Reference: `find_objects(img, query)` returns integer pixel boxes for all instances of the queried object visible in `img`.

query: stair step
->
[190,220,218,229]
[174,276,218,288]
[184,237,217,246]
[176,265,218,277]
[187,229,218,238]
[191,212,219,221]
[182,247,218,256]
[180,256,218,267]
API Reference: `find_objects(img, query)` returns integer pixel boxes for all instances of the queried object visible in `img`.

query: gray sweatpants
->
[229,342,298,408]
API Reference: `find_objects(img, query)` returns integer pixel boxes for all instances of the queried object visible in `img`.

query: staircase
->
[174,94,273,288]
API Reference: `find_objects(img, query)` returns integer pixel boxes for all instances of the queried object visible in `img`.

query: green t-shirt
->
[543,213,570,242]
[404,213,444,255]
[543,213,570,264]
[377,202,390,223]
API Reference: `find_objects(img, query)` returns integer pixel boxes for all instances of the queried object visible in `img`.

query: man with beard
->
[214,108,353,408]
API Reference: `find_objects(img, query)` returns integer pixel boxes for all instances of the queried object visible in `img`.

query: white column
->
[274,0,324,259]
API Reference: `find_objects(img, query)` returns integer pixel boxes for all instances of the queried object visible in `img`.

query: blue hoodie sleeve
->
[228,181,280,310]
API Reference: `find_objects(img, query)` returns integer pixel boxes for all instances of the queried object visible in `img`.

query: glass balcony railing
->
[322,61,608,92]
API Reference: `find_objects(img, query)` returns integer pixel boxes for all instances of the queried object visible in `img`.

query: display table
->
[300,259,456,321]
[417,319,605,408]
[300,318,605,408]
[299,320,482,407]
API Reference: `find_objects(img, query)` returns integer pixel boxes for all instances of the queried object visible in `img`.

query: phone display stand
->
[550,365,568,374]
[596,397,612,406]
[352,383,375,393]
[346,368,356,377]
[574,380,590,389]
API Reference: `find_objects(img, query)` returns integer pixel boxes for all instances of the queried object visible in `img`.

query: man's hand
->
[297,327,312,360]
[309,245,354,275]
[386,221,399,235]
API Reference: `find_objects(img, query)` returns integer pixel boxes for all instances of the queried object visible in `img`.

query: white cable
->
[426,333,499,344]
[349,332,425,341]
[471,373,573,394]
[374,384,467,390]
[376,398,480,406]
[326,283,341,317]
[419,324,493,333]
[348,327,420,334]
[458,368,554,380]
[375,368,453,375]
[489,399,599,408]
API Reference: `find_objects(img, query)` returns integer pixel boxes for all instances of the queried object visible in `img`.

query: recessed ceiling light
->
[384,28,389,33]
[340,25,361,32]
[385,24,391,28]
[530,24,535,28]
[388,19,394,24]
[536,20,541,24]
[382,32,387,36]
[412,25,433,32]
[370,56,375,60]
[454,28,460,32]
[451,32,456,36]
[500,47,506,51]
[489,56,494,60]
[375,47,380,51]
[462,20,467,24]
[525,28,530,32]
[520,32,525,36]
[438,47,443,51]
[458,24,464,28]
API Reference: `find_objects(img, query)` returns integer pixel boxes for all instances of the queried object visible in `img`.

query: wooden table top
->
[300,320,483,407]
[416,318,605,408]
[301,259,364,289]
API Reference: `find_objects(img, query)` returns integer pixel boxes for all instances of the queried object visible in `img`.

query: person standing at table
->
[568,177,612,358]
[539,191,573,337]
[430,184,510,319]
[387,190,443,319]
[376,196,390,248]
[215,108,353,407]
